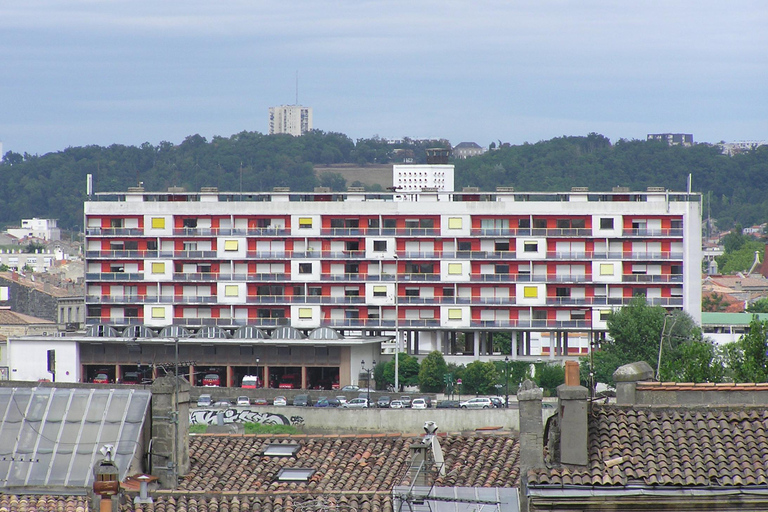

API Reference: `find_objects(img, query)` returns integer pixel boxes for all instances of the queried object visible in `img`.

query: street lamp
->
[361,359,376,407]
[494,384,502,407]
[256,357,261,388]
[504,356,510,409]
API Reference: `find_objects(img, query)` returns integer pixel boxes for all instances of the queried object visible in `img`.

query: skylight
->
[277,468,315,481]
[263,443,300,457]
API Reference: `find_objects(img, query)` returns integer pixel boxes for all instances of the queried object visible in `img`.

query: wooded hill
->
[1,131,766,231]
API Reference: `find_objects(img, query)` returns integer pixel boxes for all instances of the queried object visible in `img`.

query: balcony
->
[85,272,143,281]
[623,274,683,283]
[174,250,217,259]
[85,250,159,259]
[86,228,143,236]
[623,228,684,237]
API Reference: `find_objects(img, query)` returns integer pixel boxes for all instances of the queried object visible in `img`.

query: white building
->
[6,218,61,241]
[393,148,455,195]
[268,105,313,136]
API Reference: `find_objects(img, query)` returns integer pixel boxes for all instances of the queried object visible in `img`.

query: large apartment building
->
[81,186,701,385]
[268,105,313,136]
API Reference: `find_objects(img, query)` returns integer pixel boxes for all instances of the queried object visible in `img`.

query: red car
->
[278,374,301,389]
[93,373,110,384]
[203,373,221,387]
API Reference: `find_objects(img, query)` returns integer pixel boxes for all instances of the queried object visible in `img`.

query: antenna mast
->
[295,70,299,105]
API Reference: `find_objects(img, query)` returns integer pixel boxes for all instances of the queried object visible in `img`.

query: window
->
[599,310,611,321]
[345,288,360,297]
[495,241,510,251]
[183,218,198,228]
[383,218,397,228]
[671,219,683,229]
[556,287,570,297]
[373,240,387,251]
[600,218,614,229]
[373,285,387,297]
[533,310,547,320]
[405,288,419,297]
[524,286,538,298]
[257,218,271,228]
[368,218,380,228]
[225,285,239,297]
[571,310,586,320]
[151,217,165,229]
[632,264,647,275]
[151,262,165,274]
[518,218,531,228]
[447,308,462,320]
[151,307,165,319]
[125,307,139,318]
[448,217,462,229]
[110,219,123,228]
[443,287,454,297]
[448,263,462,275]
[556,218,586,229]
[299,263,312,274]
[345,241,359,251]
[345,263,359,274]
[299,217,313,228]
[533,219,547,229]
[523,241,538,252]
[298,308,312,319]
[599,263,614,276]
[308,286,322,296]
[124,241,138,250]
[224,240,239,251]
[458,241,472,252]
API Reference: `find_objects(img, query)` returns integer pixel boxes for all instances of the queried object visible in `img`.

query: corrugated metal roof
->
[0,387,150,488]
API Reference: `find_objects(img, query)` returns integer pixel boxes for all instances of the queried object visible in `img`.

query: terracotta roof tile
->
[529,404,768,488]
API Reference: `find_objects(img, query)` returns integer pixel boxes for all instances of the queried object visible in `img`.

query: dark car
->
[400,396,412,408]
[121,371,140,384]
[293,394,312,407]
[314,396,331,407]
[436,400,460,409]
[490,397,504,408]
[377,395,392,408]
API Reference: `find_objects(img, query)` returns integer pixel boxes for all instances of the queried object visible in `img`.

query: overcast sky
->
[2,1,767,156]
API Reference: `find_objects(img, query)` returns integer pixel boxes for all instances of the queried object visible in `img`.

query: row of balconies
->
[84,249,685,261]
[85,227,685,238]
[87,294,684,307]
[85,272,684,283]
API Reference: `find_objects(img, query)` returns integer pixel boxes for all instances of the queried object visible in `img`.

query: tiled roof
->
[529,404,768,487]
[180,433,520,494]
[128,493,392,512]
[0,308,54,324]
[0,495,90,512]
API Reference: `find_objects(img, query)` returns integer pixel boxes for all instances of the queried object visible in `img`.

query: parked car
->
[340,385,359,392]
[121,371,140,384]
[273,396,287,406]
[314,397,332,407]
[411,398,428,410]
[241,375,261,389]
[203,373,221,387]
[252,398,269,406]
[377,395,392,408]
[341,398,369,408]
[489,397,504,408]
[436,400,460,409]
[236,396,251,406]
[335,395,348,405]
[460,397,493,409]
[93,373,110,384]
[213,400,232,408]
[389,400,404,409]
[293,394,312,407]
[417,396,432,408]
[197,394,213,407]
[400,396,412,408]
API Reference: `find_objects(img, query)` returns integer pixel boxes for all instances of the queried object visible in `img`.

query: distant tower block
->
[268,105,313,136]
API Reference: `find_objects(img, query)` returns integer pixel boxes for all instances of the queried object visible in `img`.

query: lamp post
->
[494,384,502,407]
[504,356,511,408]
[256,357,261,388]
[361,359,375,407]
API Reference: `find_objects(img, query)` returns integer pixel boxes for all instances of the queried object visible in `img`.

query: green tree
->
[418,351,448,392]
[702,292,730,312]
[724,316,768,382]
[461,361,499,395]
[747,298,768,313]
[533,363,565,396]
[586,297,712,385]
[374,352,419,391]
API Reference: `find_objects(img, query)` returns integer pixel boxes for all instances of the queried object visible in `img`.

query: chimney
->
[564,360,580,386]
[517,379,543,472]
[150,375,191,488]
[613,361,654,405]
[556,383,589,466]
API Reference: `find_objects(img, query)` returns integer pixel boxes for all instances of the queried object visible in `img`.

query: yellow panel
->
[151,217,165,229]
[151,307,165,319]
[600,263,614,276]
[151,262,165,274]
[299,308,312,319]
[299,217,313,227]
[448,217,462,229]
[224,240,239,251]
[524,286,538,298]
[373,286,387,293]
[225,285,239,297]
[447,308,462,320]
[448,263,462,275]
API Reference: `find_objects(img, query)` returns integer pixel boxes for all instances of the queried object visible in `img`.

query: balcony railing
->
[85,272,144,281]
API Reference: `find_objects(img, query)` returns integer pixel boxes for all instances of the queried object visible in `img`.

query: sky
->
[1,1,767,156]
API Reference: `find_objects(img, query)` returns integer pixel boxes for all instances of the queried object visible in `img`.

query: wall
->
[6,338,80,382]
[0,275,61,322]
[189,404,556,433]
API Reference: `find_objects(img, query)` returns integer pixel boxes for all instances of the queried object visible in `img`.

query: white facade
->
[6,218,61,241]
[393,164,455,193]
[0,249,56,272]
[269,105,313,136]
[5,337,81,382]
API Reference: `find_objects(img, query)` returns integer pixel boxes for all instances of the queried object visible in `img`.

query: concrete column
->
[150,375,191,488]
[549,334,555,359]
[518,380,544,472]
[613,361,654,405]
[473,333,480,357]
[511,333,518,360]
[556,385,589,466]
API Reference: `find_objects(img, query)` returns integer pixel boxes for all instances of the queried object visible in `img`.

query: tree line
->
[2,130,767,230]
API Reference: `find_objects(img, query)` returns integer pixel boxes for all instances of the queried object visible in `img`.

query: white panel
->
[647,288,662,298]
[458,287,472,297]
[481,310,496,321]
[331,287,344,298]
[572,288,586,298]
[198,218,212,229]
[422,287,435,299]
[125,263,139,273]
[648,264,662,275]
[330,264,344,275]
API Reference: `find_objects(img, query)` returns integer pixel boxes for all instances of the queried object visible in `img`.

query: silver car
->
[341,398,369,408]
[459,397,493,409]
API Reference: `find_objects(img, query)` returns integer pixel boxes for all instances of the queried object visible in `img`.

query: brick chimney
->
[517,379,544,473]
[555,383,589,466]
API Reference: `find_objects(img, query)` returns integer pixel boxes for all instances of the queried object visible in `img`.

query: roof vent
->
[462,186,480,192]
[272,186,290,192]
[612,186,630,193]
[347,186,366,192]
[314,187,331,193]
[200,186,219,193]
[571,187,589,192]
[496,186,515,192]
[127,186,145,193]
[646,186,665,192]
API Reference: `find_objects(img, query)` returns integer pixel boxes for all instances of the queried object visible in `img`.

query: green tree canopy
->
[418,351,448,392]
[460,361,500,395]
[374,352,419,391]
[724,316,768,382]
